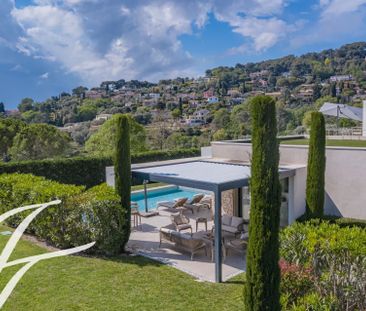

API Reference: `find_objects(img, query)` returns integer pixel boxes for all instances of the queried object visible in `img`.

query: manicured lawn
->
[131,182,166,191]
[281,139,366,148]
[0,226,244,311]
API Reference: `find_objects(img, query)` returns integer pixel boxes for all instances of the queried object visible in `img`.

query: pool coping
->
[131,184,178,196]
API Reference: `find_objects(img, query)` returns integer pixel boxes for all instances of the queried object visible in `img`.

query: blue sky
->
[1,0,366,109]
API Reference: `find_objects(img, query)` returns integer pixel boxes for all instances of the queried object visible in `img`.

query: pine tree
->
[244,95,281,311]
[114,114,131,252]
[306,112,326,218]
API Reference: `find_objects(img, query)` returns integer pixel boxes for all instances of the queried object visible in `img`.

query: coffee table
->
[201,232,226,262]
[195,217,208,232]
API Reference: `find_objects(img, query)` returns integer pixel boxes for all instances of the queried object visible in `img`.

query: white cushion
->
[222,225,237,233]
[200,195,211,204]
[231,216,244,228]
[222,215,232,226]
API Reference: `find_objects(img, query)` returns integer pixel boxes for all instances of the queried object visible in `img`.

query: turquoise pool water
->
[131,187,201,212]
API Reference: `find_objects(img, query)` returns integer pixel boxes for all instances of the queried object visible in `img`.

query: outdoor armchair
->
[170,212,192,233]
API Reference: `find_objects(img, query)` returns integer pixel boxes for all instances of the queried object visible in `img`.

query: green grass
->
[0,226,244,311]
[281,139,366,148]
[131,182,167,191]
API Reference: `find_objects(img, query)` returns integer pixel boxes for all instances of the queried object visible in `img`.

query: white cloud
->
[40,72,49,79]
[291,0,366,48]
[321,0,366,17]
[8,0,293,85]
[230,17,289,52]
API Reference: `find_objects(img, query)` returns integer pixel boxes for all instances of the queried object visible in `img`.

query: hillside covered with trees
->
[1,42,366,162]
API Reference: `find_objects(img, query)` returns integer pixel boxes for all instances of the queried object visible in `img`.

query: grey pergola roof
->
[132,160,296,283]
[132,161,295,192]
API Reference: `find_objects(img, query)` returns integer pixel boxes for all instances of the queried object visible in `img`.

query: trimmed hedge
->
[0,173,84,236]
[0,173,125,255]
[297,213,366,229]
[0,148,200,188]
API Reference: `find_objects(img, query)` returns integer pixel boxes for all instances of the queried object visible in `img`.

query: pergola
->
[132,160,295,282]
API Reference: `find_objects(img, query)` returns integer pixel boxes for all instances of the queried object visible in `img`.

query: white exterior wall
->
[363,100,366,137]
[211,142,366,220]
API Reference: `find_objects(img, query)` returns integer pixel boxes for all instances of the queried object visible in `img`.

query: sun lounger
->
[157,197,188,212]
[187,195,212,212]
[182,193,205,214]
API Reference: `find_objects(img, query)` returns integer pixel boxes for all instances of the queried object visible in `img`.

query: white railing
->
[326,127,363,137]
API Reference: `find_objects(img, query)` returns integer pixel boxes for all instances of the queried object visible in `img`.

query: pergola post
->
[214,189,222,283]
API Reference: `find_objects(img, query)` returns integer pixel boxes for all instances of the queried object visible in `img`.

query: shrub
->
[60,184,124,255]
[0,173,84,230]
[287,292,339,311]
[0,173,126,255]
[0,148,200,188]
[244,96,281,310]
[280,221,366,310]
[279,259,314,307]
[306,112,326,218]
[114,114,131,253]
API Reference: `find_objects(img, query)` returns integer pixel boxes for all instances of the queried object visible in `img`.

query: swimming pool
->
[131,186,201,212]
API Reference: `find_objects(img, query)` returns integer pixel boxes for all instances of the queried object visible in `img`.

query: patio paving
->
[128,207,246,282]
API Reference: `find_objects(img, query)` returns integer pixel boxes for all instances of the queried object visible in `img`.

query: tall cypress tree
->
[244,96,281,311]
[114,114,131,252]
[306,112,326,218]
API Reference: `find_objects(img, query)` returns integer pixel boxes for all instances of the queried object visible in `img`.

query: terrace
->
[113,159,298,282]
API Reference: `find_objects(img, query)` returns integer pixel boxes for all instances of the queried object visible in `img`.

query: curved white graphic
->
[0,200,96,309]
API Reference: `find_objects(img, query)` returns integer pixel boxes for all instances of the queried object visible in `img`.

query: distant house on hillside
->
[85,89,106,99]
[265,91,282,100]
[207,96,219,104]
[249,70,269,79]
[203,89,214,99]
[95,113,112,121]
[258,79,268,88]
[296,84,314,100]
[227,88,241,97]
[330,75,353,82]
[5,109,20,117]
[193,109,210,122]
[148,93,160,99]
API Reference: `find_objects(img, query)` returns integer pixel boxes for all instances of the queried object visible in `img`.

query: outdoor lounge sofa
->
[221,215,247,237]
[159,227,207,260]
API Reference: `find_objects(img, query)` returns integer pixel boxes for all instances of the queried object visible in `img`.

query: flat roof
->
[132,161,295,192]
